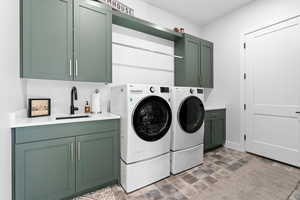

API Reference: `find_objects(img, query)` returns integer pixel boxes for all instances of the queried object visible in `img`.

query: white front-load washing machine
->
[170,87,206,174]
[111,84,172,193]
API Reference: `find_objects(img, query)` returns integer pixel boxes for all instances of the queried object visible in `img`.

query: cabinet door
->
[76,131,119,192]
[212,118,226,147]
[185,35,201,87]
[15,138,76,200]
[74,0,112,82]
[22,0,73,80]
[204,120,213,151]
[200,40,214,88]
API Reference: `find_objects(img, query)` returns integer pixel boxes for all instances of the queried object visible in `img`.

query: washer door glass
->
[179,96,205,133]
[133,96,172,142]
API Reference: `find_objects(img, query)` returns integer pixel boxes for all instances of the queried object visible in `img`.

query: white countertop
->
[205,105,226,111]
[10,104,224,128]
[10,113,120,128]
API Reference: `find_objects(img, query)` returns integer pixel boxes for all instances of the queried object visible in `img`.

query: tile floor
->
[76,148,300,200]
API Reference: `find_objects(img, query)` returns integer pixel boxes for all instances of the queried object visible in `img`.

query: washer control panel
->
[197,89,203,94]
[189,88,203,94]
[149,86,170,93]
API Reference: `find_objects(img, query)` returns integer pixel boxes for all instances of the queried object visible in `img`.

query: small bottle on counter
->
[84,101,91,113]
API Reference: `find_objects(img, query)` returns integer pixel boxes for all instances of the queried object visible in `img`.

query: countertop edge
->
[10,114,121,129]
[205,105,226,111]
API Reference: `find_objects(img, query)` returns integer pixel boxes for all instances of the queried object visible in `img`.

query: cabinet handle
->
[70,143,74,162]
[198,64,202,84]
[69,59,72,77]
[198,53,202,85]
[75,59,78,77]
[198,66,201,84]
[77,142,81,161]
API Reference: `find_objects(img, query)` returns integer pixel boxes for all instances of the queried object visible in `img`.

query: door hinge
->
[244,134,247,141]
[244,104,247,110]
[244,73,247,80]
[243,42,246,49]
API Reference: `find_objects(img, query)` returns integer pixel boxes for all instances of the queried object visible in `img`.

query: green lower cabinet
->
[212,118,226,147]
[76,132,119,192]
[13,120,120,200]
[204,109,226,152]
[204,120,213,151]
[15,138,76,200]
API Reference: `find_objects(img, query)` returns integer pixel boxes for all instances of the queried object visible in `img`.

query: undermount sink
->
[56,115,90,120]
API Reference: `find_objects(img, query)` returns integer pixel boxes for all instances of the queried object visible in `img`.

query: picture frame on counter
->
[28,98,51,118]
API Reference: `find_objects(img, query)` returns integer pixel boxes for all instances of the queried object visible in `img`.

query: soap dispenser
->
[84,101,91,114]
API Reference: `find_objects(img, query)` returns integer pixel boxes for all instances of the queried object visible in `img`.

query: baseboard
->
[225,141,245,152]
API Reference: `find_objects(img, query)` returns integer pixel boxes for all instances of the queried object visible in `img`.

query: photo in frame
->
[28,98,51,118]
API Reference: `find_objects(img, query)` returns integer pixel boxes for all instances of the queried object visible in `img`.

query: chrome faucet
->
[70,86,78,115]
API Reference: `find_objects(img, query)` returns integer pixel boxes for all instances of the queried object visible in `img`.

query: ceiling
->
[140,0,255,26]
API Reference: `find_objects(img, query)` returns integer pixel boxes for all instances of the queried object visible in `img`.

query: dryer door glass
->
[133,96,172,142]
[179,96,205,133]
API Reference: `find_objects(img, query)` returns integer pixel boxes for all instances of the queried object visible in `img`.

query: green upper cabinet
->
[200,40,214,88]
[22,0,73,80]
[15,137,76,200]
[76,131,119,192]
[21,0,112,83]
[175,34,214,88]
[74,0,112,82]
[182,35,201,87]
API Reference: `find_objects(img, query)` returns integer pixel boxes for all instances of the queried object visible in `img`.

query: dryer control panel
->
[160,87,170,93]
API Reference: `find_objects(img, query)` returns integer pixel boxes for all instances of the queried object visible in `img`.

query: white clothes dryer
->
[170,87,206,174]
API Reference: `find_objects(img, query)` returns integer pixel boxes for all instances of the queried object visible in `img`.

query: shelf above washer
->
[112,10,183,42]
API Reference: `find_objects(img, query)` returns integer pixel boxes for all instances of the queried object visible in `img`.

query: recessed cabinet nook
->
[16,0,218,199]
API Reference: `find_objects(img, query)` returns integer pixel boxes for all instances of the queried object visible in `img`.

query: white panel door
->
[245,17,300,166]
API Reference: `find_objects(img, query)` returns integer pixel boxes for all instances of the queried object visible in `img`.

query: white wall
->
[0,0,25,199]
[200,0,300,150]
[112,25,175,86]
[119,0,202,37]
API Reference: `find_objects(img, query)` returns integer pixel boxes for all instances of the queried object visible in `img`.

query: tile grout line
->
[286,180,300,200]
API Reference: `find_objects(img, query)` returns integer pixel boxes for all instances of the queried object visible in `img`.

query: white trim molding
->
[225,140,245,152]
